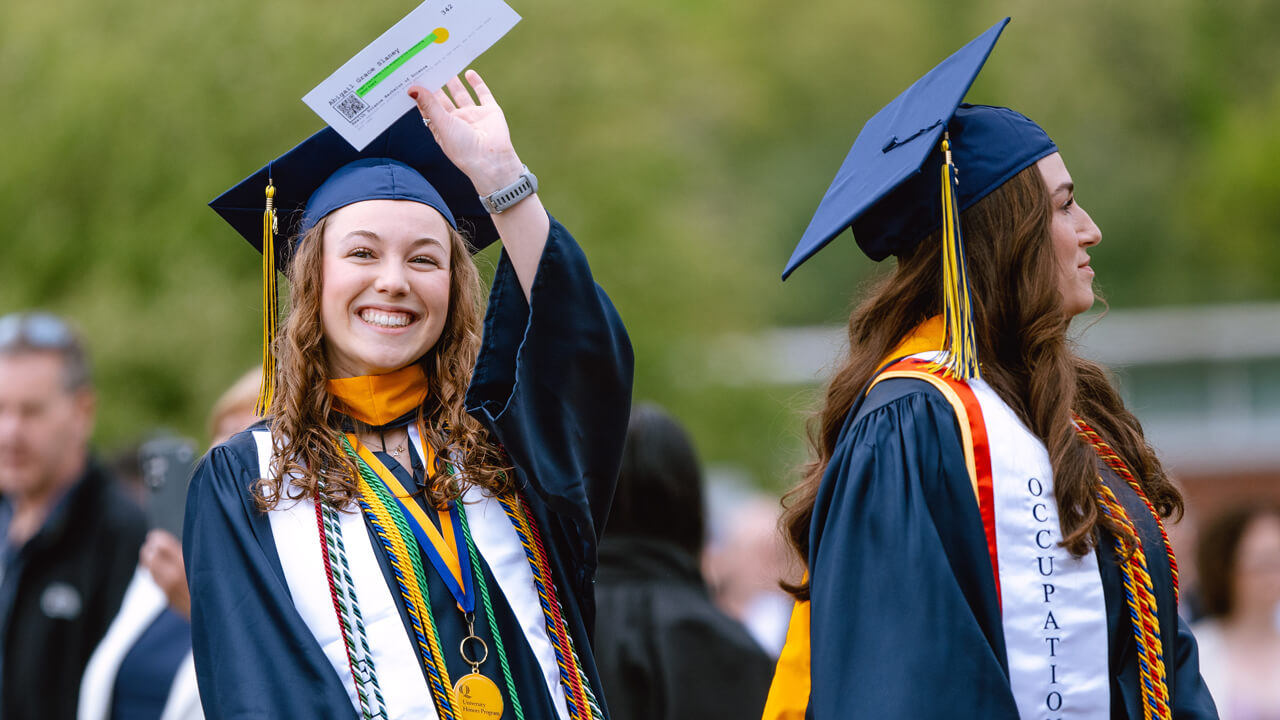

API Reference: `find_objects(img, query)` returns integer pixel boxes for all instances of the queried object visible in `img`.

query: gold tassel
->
[937,133,981,380]
[257,180,278,416]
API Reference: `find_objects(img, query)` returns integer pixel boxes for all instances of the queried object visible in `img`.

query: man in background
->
[0,311,146,719]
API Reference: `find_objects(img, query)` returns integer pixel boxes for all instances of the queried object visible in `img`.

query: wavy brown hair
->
[781,164,1183,600]
[257,213,511,510]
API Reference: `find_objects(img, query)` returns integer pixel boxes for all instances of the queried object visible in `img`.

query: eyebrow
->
[409,236,447,250]
[1053,181,1075,196]
[340,231,447,249]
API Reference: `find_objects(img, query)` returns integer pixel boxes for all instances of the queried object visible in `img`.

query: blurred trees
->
[1,0,1277,490]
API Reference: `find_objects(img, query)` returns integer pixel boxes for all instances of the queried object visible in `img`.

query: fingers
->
[407,85,428,110]
[145,528,181,554]
[407,70,491,116]
[445,75,476,109]
[410,84,456,119]
[140,537,192,619]
[140,529,170,562]
[465,69,495,105]
[409,85,445,123]
[141,530,184,572]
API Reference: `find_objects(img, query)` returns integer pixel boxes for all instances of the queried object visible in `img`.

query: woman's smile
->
[357,306,418,330]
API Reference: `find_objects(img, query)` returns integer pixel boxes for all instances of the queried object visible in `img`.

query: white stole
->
[967,379,1111,718]
[255,429,572,720]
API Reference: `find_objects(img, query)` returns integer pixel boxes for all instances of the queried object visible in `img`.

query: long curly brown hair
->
[781,163,1183,600]
[257,212,511,510]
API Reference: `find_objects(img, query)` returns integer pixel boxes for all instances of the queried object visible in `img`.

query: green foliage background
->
[2,0,1278,491]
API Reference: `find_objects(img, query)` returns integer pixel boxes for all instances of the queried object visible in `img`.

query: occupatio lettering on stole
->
[1029,476,1064,718]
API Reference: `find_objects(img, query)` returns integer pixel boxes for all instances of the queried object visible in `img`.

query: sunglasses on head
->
[0,312,78,352]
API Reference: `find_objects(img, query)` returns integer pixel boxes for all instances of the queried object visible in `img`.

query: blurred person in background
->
[78,524,200,720]
[593,403,774,720]
[1192,504,1280,719]
[702,496,798,658]
[0,310,147,720]
[205,367,261,448]
[78,367,259,720]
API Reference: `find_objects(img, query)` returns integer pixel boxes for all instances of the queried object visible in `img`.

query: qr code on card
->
[333,91,369,123]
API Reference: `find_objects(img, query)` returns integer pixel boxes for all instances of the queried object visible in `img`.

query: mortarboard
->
[783,17,1058,379]
[210,108,499,268]
[209,108,497,414]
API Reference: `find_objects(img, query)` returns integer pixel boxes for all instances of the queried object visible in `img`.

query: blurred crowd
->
[2,308,1279,719]
[0,312,260,720]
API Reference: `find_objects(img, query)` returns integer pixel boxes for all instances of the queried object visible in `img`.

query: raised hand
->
[410,68,547,298]
[408,70,524,196]
[140,529,191,618]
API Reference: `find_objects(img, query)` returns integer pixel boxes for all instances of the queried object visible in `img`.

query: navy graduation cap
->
[210,108,499,269]
[209,108,497,414]
[783,17,1057,379]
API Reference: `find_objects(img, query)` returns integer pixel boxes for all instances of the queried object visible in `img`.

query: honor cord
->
[315,491,389,719]
[1075,417,1174,720]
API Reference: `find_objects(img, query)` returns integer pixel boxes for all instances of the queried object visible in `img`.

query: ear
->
[71,388,96,435]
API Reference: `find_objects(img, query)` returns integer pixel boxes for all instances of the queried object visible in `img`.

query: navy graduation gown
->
[805,377,1217,719]
[184,218,633,719]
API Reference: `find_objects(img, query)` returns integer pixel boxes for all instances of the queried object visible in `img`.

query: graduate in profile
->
[187,70,631,719]
[765,19,1218,720]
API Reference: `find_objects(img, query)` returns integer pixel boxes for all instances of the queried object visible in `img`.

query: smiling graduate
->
[188,71,632,720]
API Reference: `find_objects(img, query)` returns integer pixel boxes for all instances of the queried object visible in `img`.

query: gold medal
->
[453,672,504,719]
[454,627,504,719]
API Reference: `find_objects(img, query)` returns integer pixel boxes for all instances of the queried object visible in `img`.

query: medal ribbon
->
[346,433,475,614]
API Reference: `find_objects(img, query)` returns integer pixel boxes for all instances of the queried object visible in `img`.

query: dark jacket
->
[593,536,776,720]
[2,460,147,720]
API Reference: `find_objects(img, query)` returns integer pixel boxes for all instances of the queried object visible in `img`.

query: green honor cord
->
[342,435,526,717]
[344,439,442,638]
[340,437,457,715]
[454,497,525,720]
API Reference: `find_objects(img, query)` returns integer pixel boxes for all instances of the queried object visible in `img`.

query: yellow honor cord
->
[257,181,278,416]
[352,469,458,712]
[936,134,981,380]
[347,434,466,591]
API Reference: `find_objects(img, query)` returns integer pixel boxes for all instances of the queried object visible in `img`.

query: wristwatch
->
[479,166,538,214]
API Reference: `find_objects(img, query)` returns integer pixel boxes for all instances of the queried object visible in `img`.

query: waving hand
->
[408,70,548,298]
[409,70,523,196]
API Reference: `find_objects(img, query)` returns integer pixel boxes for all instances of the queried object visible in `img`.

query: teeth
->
[360,309,412,328]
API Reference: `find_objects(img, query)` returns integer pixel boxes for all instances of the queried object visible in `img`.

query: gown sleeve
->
[806,379,1018,718]
[465,215,634,569]
[1170,613,1219,719]
[183,433,356,720]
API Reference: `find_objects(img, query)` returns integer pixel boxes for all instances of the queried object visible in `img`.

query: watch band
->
[479,166,538,214]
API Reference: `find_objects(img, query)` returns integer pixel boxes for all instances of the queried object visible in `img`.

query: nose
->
[1078,205,1101,248]
[373,260,410,296]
